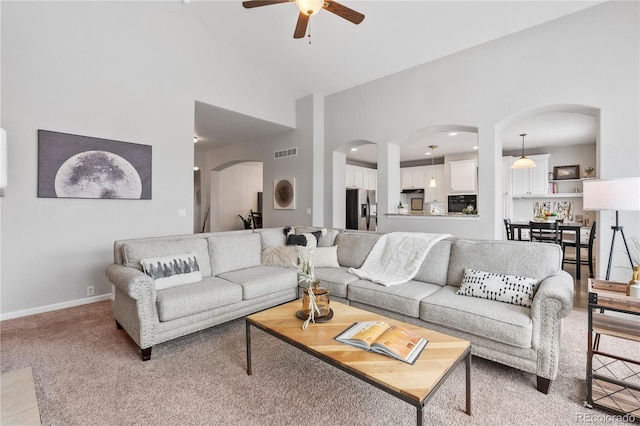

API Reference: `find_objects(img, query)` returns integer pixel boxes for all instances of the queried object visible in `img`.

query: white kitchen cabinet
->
[346,164,376,190]
[502,157,513,196]
[423,164,445,202]
[364,168,377,191]
[449,159,477,193]
[345,164,356,188]
[511,154,550,197]
[502,156,513,220]
[401,166,426,189]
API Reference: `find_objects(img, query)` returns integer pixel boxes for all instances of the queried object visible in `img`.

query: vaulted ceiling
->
[189,1,603,156]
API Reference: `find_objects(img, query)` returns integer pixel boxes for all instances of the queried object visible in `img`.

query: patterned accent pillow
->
[456,268,539,308]
[286,231,320,248]
[140,252,203,290]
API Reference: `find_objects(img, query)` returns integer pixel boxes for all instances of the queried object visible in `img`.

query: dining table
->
[509,221,586,279]
[509,222,584,241]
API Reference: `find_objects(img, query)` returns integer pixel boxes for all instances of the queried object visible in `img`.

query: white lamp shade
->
[511,156,537,169]
[583,177,640,211]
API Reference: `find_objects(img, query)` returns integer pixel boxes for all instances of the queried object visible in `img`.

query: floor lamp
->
[583,177,640,280]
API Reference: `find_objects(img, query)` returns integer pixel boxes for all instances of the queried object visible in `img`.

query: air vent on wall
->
[274,147,298,159]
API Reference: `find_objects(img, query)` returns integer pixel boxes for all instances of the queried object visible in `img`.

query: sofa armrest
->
[106,263,155,301]
[531,270,574,320]
[530,270,574,381]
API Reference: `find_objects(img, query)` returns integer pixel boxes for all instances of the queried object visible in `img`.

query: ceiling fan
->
[242,0,365,39]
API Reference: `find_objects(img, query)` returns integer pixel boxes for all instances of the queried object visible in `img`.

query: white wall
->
[217,162,262,231]
[202,96,317,231]
[2,2,639,316]
[0,2,296,317]
[324,1,639,281]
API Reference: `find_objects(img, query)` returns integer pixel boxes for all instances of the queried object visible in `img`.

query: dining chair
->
[503,218,513,240]
[529,221,561,244]
[562,221,596,279]
[250,210,263,229]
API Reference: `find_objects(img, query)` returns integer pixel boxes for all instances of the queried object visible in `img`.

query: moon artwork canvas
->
[273,177,295,210]
[38,130,151,199]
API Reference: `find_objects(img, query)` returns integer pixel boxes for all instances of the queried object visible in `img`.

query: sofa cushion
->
[140,252,203,290]
[310,246,340,268]
[254,228,288,247]
[334,232,382,268]
[155,276,243,322]
[122,238,212,277]
[447,238,562,287]
[306,266,359,298]
[295,227,340,247]
[261,246,298,268]
[420,286,533,348]
[457,268,539,308]
[208,233,262,276]
[413,240,452,286]
[348,279,442,318]
[218,266,298,300]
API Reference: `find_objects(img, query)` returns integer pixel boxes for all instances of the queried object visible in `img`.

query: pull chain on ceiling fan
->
[242,0,365,40]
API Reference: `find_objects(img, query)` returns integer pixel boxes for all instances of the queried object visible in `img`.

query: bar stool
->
[562,222,596,279]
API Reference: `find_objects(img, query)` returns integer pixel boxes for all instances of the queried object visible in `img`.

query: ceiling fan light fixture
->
[296,0,323,15]
[511,133,536,169]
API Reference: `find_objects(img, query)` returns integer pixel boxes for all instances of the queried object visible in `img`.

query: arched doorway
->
[496,104,600,275]
[208,160,264,232]
[332,140,378,229]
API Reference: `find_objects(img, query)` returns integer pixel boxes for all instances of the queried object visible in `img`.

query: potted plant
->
[238,213,252,229]
[297,248,330,329]
[626,236,640,296]
[462,205,477,215]
[584,167,595,178]
[397,201,407,214]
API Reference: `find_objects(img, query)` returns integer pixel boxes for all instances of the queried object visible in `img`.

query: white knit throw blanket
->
[348,232,451,286]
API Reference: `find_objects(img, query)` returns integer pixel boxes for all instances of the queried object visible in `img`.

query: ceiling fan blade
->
[293,12,309,38]
[323,1,365,24]
[242,0,291,9]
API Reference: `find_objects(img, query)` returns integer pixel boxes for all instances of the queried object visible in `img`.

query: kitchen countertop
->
[386,212,479,218]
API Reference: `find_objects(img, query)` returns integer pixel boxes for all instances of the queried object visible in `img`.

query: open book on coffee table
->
[335,321,428,364]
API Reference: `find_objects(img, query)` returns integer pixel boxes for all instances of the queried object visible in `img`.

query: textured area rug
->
[0,301,635,425]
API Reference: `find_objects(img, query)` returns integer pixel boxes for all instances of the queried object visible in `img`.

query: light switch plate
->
[178,209,187,217]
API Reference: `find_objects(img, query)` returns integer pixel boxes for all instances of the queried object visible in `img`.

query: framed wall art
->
[38,130,151,199]
[553,165,580,180]
[411,198,424,210]
[273,177,295,210]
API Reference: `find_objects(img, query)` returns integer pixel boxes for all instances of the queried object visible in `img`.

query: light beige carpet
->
[0,301,636,425]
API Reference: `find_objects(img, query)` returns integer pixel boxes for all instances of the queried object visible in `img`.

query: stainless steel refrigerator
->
[346,189,377,231]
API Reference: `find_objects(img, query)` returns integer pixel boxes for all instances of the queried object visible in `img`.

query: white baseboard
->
[0,293,113,321]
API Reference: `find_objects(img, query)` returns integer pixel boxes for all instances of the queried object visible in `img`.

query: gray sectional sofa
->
[106,226,573,394]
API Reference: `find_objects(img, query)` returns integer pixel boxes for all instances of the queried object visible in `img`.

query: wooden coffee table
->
[246,300,471,425]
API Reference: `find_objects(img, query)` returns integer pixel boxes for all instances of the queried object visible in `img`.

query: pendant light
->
[428,145,438,187]
[511,133,536,169]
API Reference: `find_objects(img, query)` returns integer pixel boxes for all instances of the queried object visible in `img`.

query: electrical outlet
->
[86,286,94,297]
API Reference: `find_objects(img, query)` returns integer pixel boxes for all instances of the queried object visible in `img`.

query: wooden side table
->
[584,279,640,416]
